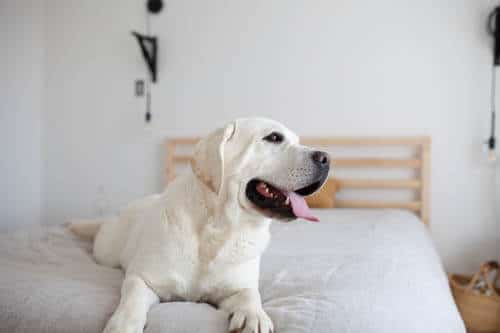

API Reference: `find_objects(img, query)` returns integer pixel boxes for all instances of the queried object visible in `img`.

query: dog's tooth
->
[285,197,290,205]
[264,188,269,193]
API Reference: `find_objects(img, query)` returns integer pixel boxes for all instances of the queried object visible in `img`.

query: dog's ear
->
[191,122,236,194]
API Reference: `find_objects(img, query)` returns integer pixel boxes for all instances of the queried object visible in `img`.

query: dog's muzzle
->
[245,150,330,222]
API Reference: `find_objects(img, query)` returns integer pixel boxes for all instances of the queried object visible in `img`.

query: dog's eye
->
[263,132,284,144]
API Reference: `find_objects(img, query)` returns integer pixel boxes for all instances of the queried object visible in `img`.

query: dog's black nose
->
[312,151,330,167]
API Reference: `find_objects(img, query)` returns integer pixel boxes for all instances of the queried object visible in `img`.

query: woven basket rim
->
[449,273,500,300]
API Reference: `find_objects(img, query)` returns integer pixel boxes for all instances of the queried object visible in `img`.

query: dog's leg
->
[67,218,106,240]
[103,275,159,333]
[219,288,273,333]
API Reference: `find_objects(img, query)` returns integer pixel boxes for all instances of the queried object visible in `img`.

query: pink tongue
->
[287,191,319,222]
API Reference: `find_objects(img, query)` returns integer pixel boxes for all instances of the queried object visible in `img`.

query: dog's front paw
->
[228,308,273,333]
[103,311,145,333]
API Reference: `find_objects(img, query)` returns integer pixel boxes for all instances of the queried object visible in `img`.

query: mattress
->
[0,209,465,333]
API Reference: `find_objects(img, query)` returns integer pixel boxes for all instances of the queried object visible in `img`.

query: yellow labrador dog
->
[70,118,329,333]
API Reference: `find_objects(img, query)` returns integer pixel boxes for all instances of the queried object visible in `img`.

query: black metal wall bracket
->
[132,31,158,83]
[488,6,500,66]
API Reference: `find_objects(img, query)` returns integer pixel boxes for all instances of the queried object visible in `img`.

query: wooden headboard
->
[164,136,431,225]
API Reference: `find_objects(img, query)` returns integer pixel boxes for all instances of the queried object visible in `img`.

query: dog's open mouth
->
[245,179,324,222]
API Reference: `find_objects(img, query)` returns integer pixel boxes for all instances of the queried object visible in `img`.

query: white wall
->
[44,0,499,272]
[44,1,151,223]
[0,1,45,230]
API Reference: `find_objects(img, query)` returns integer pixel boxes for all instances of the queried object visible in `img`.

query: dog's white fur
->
[71,118,323,333]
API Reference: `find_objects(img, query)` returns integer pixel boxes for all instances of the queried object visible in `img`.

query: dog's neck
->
[192,174,271,229]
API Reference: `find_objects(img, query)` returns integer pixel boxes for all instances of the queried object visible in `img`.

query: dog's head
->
[192,118,330,222]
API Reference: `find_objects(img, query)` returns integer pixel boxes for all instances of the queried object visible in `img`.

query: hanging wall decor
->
[486,6,500,160]
[132,0,164,123]
[132,31,158,83]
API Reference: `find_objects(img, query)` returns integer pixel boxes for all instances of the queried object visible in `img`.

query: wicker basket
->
[449,261,500,333]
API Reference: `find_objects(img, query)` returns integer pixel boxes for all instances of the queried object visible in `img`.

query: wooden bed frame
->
[164,136,431,225]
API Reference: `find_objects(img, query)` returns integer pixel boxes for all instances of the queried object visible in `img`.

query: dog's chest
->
[194,222,269,298]
[138,218,269,301]
[198,219,264,264]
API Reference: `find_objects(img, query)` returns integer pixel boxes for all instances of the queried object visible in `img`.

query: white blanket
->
[0,209,464,332]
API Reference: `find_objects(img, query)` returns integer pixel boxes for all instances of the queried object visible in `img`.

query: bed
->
[0,136,465,333]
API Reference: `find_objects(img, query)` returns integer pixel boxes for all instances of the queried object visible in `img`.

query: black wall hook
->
[488,6,500,65]
[132,31,158,83]
[132,1,164,123]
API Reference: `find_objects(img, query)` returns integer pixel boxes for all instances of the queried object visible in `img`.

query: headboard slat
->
[336,178,421,189]
[335,200,422,212]
[301,136,430,146]
[419,140,431,225]
[333,158,421,168]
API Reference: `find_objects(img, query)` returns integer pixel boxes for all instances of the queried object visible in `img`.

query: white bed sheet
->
[0,209,465,333]
[261,209,465,332]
